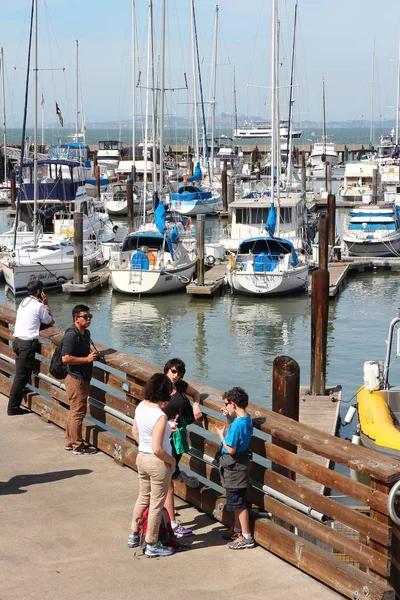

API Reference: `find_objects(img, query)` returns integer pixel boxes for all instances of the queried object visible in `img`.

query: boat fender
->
[344,405,357,424]
[205,255,216,266]
[112,225,119,234]
[351,434,361,445]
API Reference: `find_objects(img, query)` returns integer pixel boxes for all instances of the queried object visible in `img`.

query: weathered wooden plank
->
[251,437,389,515]
[251,464,391,547]
[254,519,395,600]
[250,492,390,576]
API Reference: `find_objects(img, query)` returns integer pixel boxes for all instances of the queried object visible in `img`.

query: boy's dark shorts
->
[226,487,247,511]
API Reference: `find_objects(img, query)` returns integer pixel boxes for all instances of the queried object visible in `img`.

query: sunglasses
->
[170,368,181,375]
[78,313,93,320]
[224,400,232,407]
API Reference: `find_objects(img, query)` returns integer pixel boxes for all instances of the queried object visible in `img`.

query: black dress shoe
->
[7,407,30,416]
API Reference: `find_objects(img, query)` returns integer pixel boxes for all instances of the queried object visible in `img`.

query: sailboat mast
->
[75,39,79,142]
[190,0,199,163]
[210,4,218,182]
[149,1,157,191]
[396,36,400,145]
[143,0,152,223]
[159,0,166,193]
[132,0,136,178]
[275,8,280,236]
[33,0,38,246]
[270,0,276,212]
[285,0,298,191]
[233,65,238,136]
[370,38,375,147]
[1,48,7,184]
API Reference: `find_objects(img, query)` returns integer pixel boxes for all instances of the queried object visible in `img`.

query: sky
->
[1,0,400,130]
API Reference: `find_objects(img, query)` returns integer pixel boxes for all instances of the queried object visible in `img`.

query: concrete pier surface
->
[0,396,341,600]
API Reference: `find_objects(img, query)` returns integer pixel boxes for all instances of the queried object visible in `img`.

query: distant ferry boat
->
[234,120,302,140]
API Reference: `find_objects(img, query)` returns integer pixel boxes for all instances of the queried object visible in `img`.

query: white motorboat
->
[342,205,400,257]
[168,181,221,216]
[310,141,338,169]
[108,203,196,295]
[227,235,308,296]
[2,238,101,294]
[339,163,380,203]
[234,119,302,140]
[0,159,110,251]
[102,182,153,216]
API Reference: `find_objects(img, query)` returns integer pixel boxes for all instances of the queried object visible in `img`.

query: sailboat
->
[1,3,108,294]
[309,78,338,170]
[0,47,11,206]
[227,0,308,297]
[168,0,221,217]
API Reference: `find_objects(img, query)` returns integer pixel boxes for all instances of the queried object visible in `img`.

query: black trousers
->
[7,338,40,414]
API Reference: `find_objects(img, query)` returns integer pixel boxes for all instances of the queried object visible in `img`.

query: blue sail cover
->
[155,202,166,234]
[166,225,180,259]
[265,202,276,236]
[188,162,202,182]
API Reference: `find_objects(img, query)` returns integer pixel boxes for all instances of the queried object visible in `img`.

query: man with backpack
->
[7,280,54,416]
[62,304,99,455]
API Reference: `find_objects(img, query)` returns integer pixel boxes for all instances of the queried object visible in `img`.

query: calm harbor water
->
[1,207,400,445]
[5,126,391,148]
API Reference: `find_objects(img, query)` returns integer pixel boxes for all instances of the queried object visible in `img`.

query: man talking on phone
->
[62,304,98,455]
[7,280,54,415]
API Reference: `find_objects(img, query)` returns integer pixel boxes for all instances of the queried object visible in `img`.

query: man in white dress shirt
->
[7,280,54,415]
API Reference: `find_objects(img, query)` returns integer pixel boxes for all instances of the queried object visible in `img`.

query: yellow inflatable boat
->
[356,315,400,459]
[357,386,400,458]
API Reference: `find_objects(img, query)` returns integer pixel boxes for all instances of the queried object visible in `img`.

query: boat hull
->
[110,261,196,295]
[357,386,400,459]
[343,234,400,257]
[227,264,308,296]
[2,248,101,294]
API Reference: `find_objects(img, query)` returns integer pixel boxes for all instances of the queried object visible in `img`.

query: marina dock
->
[327,258,400,298]
[0,305,398,599]
[186,263,227,295]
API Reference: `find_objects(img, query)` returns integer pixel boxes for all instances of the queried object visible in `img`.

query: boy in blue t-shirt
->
[216,387,254,549]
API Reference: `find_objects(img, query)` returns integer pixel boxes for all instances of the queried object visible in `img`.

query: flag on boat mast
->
[40,94,44,107]
[55,102,64,127]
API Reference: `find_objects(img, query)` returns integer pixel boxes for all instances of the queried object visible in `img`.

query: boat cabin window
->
[122,235,164,253]
[281,207,292,224]
[348,221,396,231]
[80,201,88,215]
[236,208,270,225]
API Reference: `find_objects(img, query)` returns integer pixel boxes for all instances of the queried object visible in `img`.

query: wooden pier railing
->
[0,305,399,600]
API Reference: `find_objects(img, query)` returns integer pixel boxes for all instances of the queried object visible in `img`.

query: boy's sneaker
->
[145,541,175,558]
[127,533,140,548]
[222,527,241,541]
[228,535,255,549]
[65,445,73,451]
[173,523,192,537]
[73,446,97,455]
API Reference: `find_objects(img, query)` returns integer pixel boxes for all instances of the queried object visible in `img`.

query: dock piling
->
[10,169,16,209]
[318,213,329,270]
[227,180,235,206]
[73,212,84,284]
[272,356,300,481]
[126,181,134,234]
[221,161,228,211]
[327,194,336,248]
[196,214,205,285]
[310,268,329,394]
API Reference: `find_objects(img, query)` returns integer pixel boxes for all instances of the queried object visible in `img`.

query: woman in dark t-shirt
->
[163,358,202,537]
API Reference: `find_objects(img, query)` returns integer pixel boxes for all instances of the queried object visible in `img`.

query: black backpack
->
[49,338,67,380]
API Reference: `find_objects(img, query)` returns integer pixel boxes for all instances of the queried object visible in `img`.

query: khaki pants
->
[131,452,172,545]
[65,375,90,451]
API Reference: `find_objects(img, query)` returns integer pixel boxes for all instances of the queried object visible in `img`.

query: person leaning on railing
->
[7,280,54,416]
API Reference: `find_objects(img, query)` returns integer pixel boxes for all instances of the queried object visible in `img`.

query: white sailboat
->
[309,78,338,170]
[0,47,11,205]
[1,4,107,294]
[227,0,308,297]
[168,0,221,216]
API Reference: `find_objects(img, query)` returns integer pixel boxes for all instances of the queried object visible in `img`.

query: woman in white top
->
[129,373,176,557]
